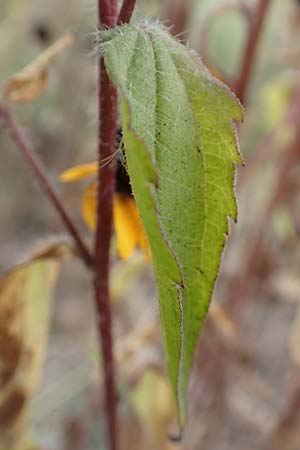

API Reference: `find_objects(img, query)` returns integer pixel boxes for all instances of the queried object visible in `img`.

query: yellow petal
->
[80,185,151,261]
[113,194,140,260]
[114,194,151,261]
[82,181,97,230]
[137,227,152,262]
[60,162,98,182]
[130,204,152,262]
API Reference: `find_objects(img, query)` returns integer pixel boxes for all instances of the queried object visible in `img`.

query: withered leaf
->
[4,32,73,103]
[0,239,73,449]
[130,369,178,450]
[289,307,300,367]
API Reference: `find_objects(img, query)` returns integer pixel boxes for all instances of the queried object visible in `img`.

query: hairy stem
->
[117,0,137,24]
[95,2,118,450]
[95,66,117,450]
[0,103,93,268]
[235,0,271,103]
[95,1,137,448]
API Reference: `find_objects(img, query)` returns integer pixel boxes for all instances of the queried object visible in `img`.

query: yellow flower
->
[60,161,151,261]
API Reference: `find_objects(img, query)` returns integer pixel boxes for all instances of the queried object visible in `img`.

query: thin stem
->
[95,2,117,450]
[117,0,137,25]
[95,65,117,450]
[95,1,136,448]
[234,0,271,103]
[164,0,192,41]
[98,0,117,28]
[0,103,93,268]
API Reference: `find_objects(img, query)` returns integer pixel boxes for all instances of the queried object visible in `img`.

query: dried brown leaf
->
[209,301,236,339]
[130,369,179,450]
[289,307,300,367]
[0,239,73,449]
[4,32,73,103]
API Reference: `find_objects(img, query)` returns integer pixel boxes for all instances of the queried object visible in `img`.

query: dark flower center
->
[115,130,133,197]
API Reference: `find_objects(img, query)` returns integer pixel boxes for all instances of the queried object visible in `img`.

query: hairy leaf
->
[100,22,243,424]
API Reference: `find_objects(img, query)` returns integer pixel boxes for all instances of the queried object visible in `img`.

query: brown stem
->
[117,0,137,25]
[94,1,124,450]
[96,1,137,447]
[164,0,193,41]
[234,0,271,103]
[0,103,93,268]
[98,0,117,28]
[95,62,117,450]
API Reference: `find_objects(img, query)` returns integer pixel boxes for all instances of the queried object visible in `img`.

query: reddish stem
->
[95,2,137,448]
[165,0,191,40]
[98,0,117,28]
[117,0,137,25]
[95,2,118,450]
[95,66,117,450]
[0,103,93,268]
[234,0,271,103]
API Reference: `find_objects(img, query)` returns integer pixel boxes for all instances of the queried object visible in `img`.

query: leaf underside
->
[100,22,243,425]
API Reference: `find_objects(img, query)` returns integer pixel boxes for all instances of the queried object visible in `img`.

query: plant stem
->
[95,66,117,450]
[164,0,192,40]
[234,0,271,103]
[117,0,137,25]
[95,2,117,450]
[96,1,136,448]
[0,103,93,268]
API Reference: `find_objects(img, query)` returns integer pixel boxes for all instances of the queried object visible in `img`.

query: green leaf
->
[100,22,243,424]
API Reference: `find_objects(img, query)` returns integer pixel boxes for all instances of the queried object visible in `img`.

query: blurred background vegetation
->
[1,0,300,449]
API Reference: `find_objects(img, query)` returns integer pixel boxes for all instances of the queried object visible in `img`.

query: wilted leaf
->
[131,369,178,450]
[289,307,300,367]
[100,22,243,423]
[209,301,236,339]
[8,238,76,269]
[4,32,73,103]
[0,239,73,449]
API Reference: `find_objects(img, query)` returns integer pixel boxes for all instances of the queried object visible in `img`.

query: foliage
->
[100,21,243,422]
[2,1,300,450]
